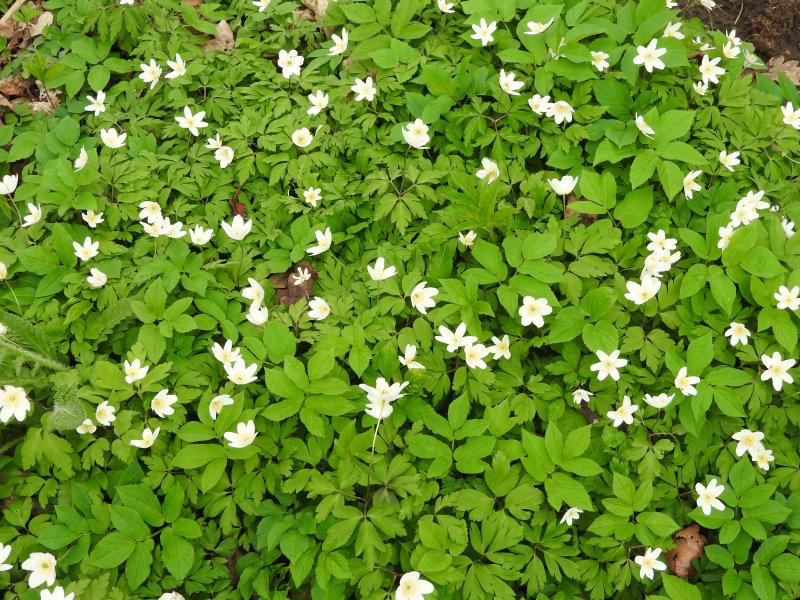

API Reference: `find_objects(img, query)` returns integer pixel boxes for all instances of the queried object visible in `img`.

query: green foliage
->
[0,0,799,599]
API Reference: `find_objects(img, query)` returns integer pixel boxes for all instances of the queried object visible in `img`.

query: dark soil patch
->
[679,0,800,61]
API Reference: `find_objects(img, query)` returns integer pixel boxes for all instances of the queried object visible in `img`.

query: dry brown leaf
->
[270,262,318,306]
[182,0,202,5]
[302,0,329,17]
[0,74,30,97]
[28,11,52,37]
[666,523,707,579]
[203,20,235,52]
[766,56,800,86]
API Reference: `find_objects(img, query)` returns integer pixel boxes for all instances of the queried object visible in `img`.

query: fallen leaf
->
[666,523,707,579]
[203,20,235,52]
[565,193,599,225]
[766,56,800,85]
[182,0,202,5]
[0,74,30,98]
[270,262,318,306]
[302,0,329,18]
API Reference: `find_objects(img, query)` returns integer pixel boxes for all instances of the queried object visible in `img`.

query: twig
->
[0,0,27,26]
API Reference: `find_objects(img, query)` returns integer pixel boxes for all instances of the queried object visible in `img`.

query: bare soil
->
[679,0,800,61]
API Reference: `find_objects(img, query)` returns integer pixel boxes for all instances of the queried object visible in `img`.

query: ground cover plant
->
[0,0,799,598]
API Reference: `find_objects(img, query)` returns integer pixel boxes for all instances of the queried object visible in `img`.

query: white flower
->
[21,552,57,588]
[246,303,269,325]
[165,53,186,79]
[693,81,708,96]
[464,344,490,369]
[139,59,162,89]
[731,429,765,458]
[458,230,477,247]
[470,18,497,46]
[253,0,271,12]
[753,447,774,471]
[74,146,88,171]
[488,335,511,360]
[743,48,762,68]
[717,224,735,250]
[726,29,741,46]
[161,217,186,239]
[607,395,638,427]
[560,507,583,526]
[624,276,661,305]
[760,352,795,391]
[212,340,241,365]
[663,21,684,40]
[548,175,578,196]
[666,0,678,7]
[476,157,500,183]
[84,90,106,116]
[590,349,628,381]
[523,18,554,35]
[695,479,725,515]
[0,262,6,280]
[519,296,553,327]
[100,128,126,148]
[40,587,75,600]
[308,297,330,320]
[291,267,311,286]
[528,94,552,115]
[215,146,234,168]
[175,106,208,136]
[95,401,116,426]
[395,571,434,600]
[142,219,165,238]
[718,149,740,171]
[435,323,477,353]
[367,257,397,281]
[124,359,149,384]
[81,210,103,228]
[699,55,725,85]
[151,389,178,418]
[0,543,11,571]
[307,90,329,115]
[21,203,41,227]
[782,102,800,129]
[782,218,796,238]
[277,49,304,78]
[724,322,750,346]
[131,427,160,449]
[774,285,800,311]
[643,393,674,408]
[221,215,252,240]
[572,389,593,404]
[402,119,430,149]
[139,201,162,223]
[437,0,454,13]
[87,268,107,288]
[635,547,667,580]
[590,51,610,72]
[739,189,769,211]
[410,282,438,314]
[646,230,677,253]
[242,278,265,305]
[188,225,213,245]
[329,29,348,56]
[225,358,259,385]
[351,77,376,102]
[399,345,424,370]
[360,378,408,420]
[0,385,31,423]
[675,367,701,396]
[722,42,740,59]
[158,593,185,600]
[77,418,97,435]
[498,70,524,95]
[73,237,99,261]
[292,128,314,148]
[700,0,716,9]
[680,170,702,199]
[303,187,322,207]
[224,420,257,448]
[635,114,655,137]
[546,100,574,124]
[633,39,667,73]
[307,227,332,256]
[209,394,234,420]
[205,134,222,150]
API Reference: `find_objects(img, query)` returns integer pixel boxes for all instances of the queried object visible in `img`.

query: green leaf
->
[160,527,195,581]
[172,443,226,469]
[629,150,658,188]
[117,485,164,527]
[88,532,136,569]
[662,573,702,600]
